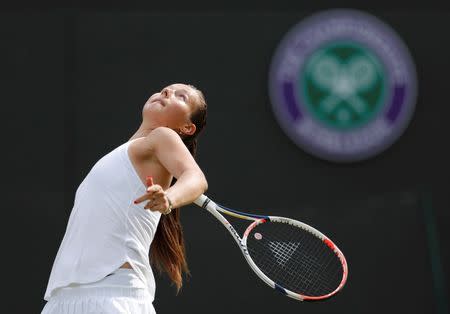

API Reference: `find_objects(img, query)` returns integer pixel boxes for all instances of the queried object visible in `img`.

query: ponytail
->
[149,86,207,292]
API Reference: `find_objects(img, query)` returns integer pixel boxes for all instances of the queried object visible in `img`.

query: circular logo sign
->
[269,9,417,162]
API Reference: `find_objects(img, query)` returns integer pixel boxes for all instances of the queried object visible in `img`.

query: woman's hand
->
[134,176,172,214]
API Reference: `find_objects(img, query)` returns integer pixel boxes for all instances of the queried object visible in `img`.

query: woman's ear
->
[181,123,196,136]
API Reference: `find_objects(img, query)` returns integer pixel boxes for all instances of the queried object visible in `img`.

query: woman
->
[41,83,208,313]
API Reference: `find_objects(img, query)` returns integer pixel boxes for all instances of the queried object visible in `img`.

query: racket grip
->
[193,194,209,207]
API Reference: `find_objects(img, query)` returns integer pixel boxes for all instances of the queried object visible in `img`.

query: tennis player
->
[41,83,208,313]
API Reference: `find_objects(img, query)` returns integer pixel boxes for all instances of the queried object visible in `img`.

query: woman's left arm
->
[136,127,208,210]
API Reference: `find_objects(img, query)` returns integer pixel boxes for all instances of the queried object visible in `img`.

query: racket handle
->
[193,194,209,207]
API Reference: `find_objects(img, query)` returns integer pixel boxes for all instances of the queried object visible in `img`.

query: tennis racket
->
[193,194,348,301]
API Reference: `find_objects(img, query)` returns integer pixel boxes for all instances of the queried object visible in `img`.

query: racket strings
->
[250,231,338,296]
[271,226,338,294]
[247,222,343,297]
[283,229,341,296]
[267,230,321,285]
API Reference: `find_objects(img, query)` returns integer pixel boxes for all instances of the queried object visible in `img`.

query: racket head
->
[242,216,348,301]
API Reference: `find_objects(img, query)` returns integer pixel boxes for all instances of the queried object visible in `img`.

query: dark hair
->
[149,86,207,293]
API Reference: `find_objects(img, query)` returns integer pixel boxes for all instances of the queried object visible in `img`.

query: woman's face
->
[143,83,199,134]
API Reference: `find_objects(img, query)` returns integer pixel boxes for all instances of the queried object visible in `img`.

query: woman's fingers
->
[134,182,164,204]
[144,200,156,210]
[134,176,167,211]
[146,176,154,187]
[145,201,168,212]
[134,176,155,204]
[134,193,149,204]
[143,198,167,211]
[146,185,164,195]
[134,187,161,204]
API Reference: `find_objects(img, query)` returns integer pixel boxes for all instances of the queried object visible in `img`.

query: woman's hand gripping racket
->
[193,194,348,301]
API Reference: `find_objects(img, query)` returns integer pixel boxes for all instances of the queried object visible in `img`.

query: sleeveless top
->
[44,139,161,301]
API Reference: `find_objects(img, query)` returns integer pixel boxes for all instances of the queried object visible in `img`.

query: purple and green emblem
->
[269,9,417,162]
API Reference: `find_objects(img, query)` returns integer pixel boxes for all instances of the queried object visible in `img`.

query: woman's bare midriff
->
[120,262,133,269]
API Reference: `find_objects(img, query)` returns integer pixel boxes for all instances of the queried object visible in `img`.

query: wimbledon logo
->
[269,9,417,162]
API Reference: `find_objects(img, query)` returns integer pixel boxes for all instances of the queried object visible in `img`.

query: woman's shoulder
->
[130,127,183,155]
[144,127,184,148]
[148,126,179,139]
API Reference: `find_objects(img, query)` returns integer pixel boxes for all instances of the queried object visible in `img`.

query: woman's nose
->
[162,88,173,98]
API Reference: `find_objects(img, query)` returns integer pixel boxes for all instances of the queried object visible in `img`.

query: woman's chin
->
[143,102,159,113]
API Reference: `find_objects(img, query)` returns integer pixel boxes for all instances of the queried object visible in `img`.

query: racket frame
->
[194,195,348,302]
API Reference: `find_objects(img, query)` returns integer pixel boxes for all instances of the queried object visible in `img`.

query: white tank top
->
[44,139,161,301]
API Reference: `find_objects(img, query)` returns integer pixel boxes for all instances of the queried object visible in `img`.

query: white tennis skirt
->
[41,268,156,314]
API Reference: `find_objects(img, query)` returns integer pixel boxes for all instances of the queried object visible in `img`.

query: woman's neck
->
[129,123,155,141]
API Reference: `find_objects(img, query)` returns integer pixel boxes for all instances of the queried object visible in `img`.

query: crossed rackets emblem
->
[305,52,379,125]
